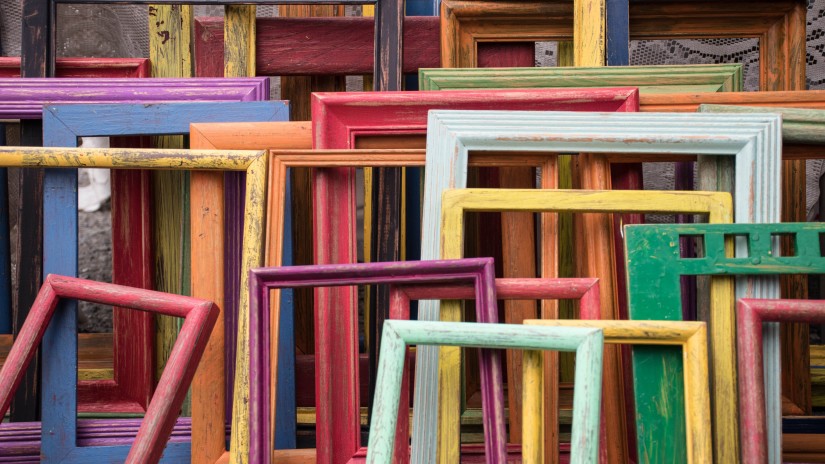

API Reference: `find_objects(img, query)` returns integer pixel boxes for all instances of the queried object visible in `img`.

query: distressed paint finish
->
[0,57,149,77]
[366,320,603,464]
[419,64,741,93]
[0,275,217,463]
[735,299,825,463]
[189,121,311,463]
[247,259,498,464]
[525,320,711,463]
[626,222,825,463]
[434,189,731,464]
[0,145,266,462]
[0,78,269,119]
[41,101,286,417]
[196,16,438,76]
[396,276,601,462]
[423,109,778,464]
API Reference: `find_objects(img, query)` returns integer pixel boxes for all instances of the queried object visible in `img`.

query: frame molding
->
[0,145,267,463]
[248,258,497,464]
[0,57,149,77]
[424,109,778,463]
[366,320,603,464]
[625,222,825,464]
[0,275,217,463]
[41,101,286,414]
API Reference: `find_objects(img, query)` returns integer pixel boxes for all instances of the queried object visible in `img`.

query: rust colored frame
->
[0,57,149,77]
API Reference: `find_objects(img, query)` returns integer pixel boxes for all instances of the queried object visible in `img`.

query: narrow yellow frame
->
[523,320,711,464]
[438,188,732,462]
[0,146,267,464]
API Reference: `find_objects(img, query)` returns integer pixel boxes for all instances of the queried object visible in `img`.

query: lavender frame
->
[247,258,498,464]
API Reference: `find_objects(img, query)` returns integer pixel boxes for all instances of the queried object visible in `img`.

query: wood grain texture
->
[249,258,497,464]
[424,109,776,464]
[365,320,603,464]
[42,101,285,416]
[526,320,711,464]
[0,274,216,463]
[0,57,149,77]
[627,223,825,464]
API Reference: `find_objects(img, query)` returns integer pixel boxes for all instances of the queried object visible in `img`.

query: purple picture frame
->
[247,258,499,464]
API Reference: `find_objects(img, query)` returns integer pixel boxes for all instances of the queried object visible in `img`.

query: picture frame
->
[0,145,267,463]
[0,57,149,78]
[392,276,601,461]
[438,188,732,464]
[0,76,270,422]
[0,275,217,463]
[247,258,498,464]
[366,320,603,464]
[310,87,638,440]
[424,109,778,463]
[624,222,825,463]
[523,318,711,464]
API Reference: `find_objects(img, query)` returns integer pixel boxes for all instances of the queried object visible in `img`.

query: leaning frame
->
[624,222,825,464]
[366,320,604,464]
[524,319,711,464]
[42,100,287,414]
[0,145,267,463]
[423,109,779,464]
[436,0,804,92]
[0,275,218,463]
[247,258,498,464]
[438,188,731,464]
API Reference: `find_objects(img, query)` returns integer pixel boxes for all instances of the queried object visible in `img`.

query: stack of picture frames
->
[0,79,285,463]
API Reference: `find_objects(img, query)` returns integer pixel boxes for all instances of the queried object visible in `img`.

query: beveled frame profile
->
[247,258,497,464]
[423,109,779,463]
[366,320,603,464]
[438,188,732,464]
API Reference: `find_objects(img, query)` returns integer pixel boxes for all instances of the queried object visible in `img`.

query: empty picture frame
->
[0,145,267,463]
[366,320,603,464]
[311,87,639,444]
[189,121,311,459]
[524,319,711,464]
[392,276,601,462]
[625,222,825,464]
[437,0,804,91]
[42,101,287,414]
[247,258,497,464]
[423,109,779,463]
[267,147,558,456]
[438,188,731,463]
[737,297,825,464]
[0,274,217,463]
[0,76,269,422]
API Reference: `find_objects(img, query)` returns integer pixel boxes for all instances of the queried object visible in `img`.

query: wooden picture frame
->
[0,145,267,463]
[40,101,286,414]
[437,0,804,92]
[0,77,270,422]
[0,275,217,463]
[524,319,711,464]
[248,258,498,464]
[0,57,148,336]
[625,222,825,464]
[438,188,731,464]
[737,297,825,464]
[0,57,149,78]
[310,87,638,445]
[424,109,778,463]
[393,276,601,462]
[367,320,603,464]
